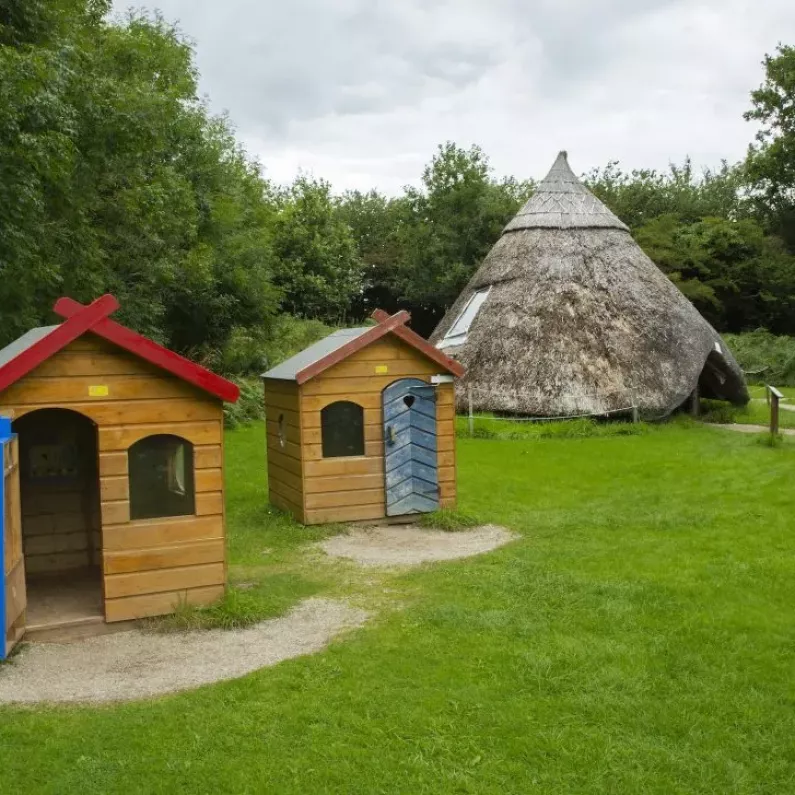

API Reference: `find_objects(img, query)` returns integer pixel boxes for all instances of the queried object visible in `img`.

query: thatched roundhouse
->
[430,151,749,417]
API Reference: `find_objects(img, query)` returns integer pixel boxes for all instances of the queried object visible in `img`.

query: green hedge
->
[724,330,795,386]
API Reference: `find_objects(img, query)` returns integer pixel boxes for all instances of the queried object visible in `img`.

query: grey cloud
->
[113,0,795,194]
[137,0,501,135]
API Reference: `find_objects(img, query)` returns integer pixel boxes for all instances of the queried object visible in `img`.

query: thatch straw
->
[431,152,748,417]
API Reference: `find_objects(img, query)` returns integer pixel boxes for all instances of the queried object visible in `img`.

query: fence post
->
[691,384,700,418]
[628,387,638,424]
[769,385,782,437]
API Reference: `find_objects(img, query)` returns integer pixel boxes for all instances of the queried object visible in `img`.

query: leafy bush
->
[222,315,341,427]
[224,377,263,428]
[218,326,271,375]
[698,399,740,425]
[262,314,337,372]
[723,330,795,386]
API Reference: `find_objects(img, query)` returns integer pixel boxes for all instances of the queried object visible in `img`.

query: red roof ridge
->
[370,309,465,378]
[293,308,464,385]
[0,295,120,394]
[51,296,239,402]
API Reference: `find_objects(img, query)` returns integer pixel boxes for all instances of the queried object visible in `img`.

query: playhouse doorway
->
[12,409,103,631]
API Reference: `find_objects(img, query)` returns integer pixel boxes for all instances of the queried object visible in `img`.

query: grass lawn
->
[2,422,795,793]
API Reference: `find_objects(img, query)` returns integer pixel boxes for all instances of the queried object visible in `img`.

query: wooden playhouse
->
[262,309,464,525]
[0,295,239,654]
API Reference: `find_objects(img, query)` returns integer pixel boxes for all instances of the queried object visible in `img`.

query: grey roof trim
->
[504,151,629,233]
[261,327,370,381]
[0,325,59,370]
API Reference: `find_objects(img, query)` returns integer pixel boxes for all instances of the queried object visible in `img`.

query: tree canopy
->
[0,0,279,364]
[745,44,795,251]
[0,2,794,367]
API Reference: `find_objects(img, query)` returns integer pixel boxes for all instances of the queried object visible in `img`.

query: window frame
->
[278,414,287,448]
[438,287,491,348]
[320,400,365,459]
[127,434,196,521]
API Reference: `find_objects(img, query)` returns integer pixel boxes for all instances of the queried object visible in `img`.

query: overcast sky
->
[113,0,795,195]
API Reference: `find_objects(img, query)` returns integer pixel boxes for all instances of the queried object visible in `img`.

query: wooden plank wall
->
[19,482,97,574]
[299,336,457,525]
[0,334,226,622]
[263,382,304,522]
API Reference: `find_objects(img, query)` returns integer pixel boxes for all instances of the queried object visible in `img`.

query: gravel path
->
[711,423,795,436]
[319,524,515,567]
[0,598,368,704]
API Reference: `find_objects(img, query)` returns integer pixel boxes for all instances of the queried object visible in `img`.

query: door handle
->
[386,425,396,446]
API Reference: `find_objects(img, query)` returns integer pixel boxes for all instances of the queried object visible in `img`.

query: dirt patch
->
[319,524,515,567]
[0,598,367,704]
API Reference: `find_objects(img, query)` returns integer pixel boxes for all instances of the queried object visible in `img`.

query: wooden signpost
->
[767,385,783,437]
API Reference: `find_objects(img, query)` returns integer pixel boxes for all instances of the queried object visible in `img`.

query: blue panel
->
[411,445,438,469]
[409,411,437,434]
[409,427,437,452]
[388,493,439,516]
[385,412,412,436]
[385,461,413,489]
[0,424,10,661]
[384,409,436,438]
[384,395,437,422]
[389,477,420,503]
[384,443,413,473]
[383,378,439,517]
[386,459,438,489]
[411,402,438,421]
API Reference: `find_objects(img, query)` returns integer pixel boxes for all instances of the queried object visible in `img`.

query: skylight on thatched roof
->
[439,287,491,348]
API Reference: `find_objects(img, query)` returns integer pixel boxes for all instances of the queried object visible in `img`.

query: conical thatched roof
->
[430,151,748,417]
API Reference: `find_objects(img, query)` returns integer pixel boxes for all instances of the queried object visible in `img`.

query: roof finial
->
[500,149,630,232]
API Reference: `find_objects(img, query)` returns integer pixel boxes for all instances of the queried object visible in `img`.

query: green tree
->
[392,142,533,334]
[337,189,407,317]
[745,44,795,251]
[586,159,745,230]
[271,176,362,322]
[635,215,795,334]
[0,2,280,367]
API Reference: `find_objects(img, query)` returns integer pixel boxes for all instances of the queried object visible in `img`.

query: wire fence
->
[466,405,638,423]
[458,384,653,436]
[455,383,788,439]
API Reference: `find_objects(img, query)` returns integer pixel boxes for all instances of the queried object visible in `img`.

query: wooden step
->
[25,615,136,643]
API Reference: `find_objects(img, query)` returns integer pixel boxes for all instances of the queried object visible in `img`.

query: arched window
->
[128,435,195,520]
[321,401,364,458]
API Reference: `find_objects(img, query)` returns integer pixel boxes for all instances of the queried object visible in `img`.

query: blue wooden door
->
[383,378,439,516]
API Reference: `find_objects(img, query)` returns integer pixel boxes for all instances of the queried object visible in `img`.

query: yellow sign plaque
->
[374,365,388,375]
[88,385,109,397]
